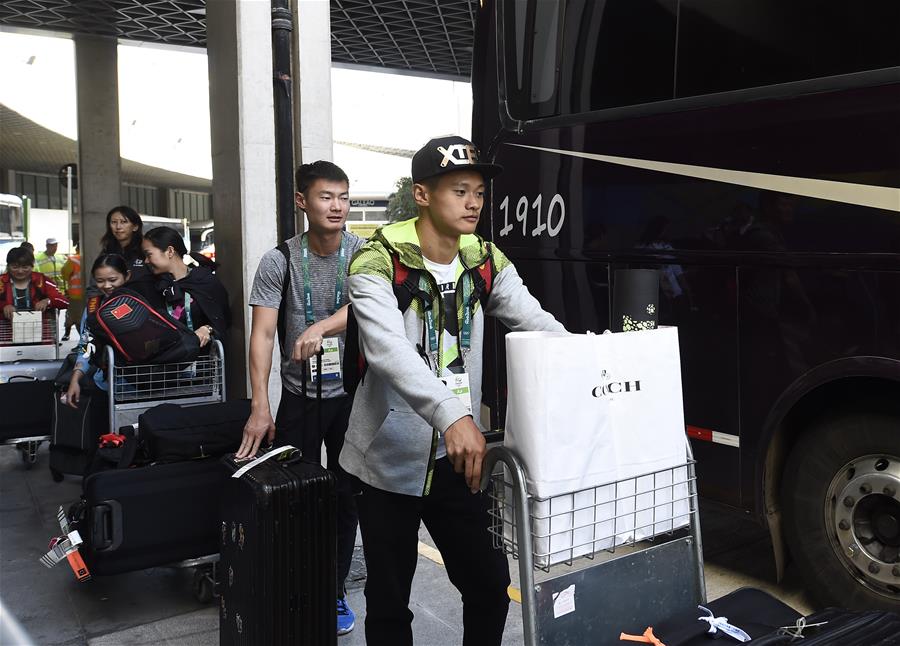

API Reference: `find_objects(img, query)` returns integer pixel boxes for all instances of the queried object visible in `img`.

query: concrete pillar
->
[292,0,334,230]
[207,0,279,401]
[74,35,121,269]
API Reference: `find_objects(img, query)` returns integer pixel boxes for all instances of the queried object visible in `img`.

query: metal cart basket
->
[0,310,60,362]
[106,340,226,432]
[482,442,705,646]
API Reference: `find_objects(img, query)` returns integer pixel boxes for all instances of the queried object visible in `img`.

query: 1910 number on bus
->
[497,194,566,238]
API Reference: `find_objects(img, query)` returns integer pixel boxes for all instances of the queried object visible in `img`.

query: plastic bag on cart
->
[503,328,690,566]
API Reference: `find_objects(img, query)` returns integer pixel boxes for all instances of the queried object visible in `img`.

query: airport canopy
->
[0,0,478,80]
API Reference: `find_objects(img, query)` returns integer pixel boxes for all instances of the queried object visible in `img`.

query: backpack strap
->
[276,242,291,358]
[471,241,495,309]
[391,252,428,313]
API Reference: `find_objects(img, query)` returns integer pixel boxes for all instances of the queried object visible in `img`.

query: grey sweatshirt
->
[339,218,565,497]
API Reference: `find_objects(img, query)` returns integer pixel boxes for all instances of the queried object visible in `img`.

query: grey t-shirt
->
[249,232,364,399]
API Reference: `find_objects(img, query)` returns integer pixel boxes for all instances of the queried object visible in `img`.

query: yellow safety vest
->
[35,252,63,283]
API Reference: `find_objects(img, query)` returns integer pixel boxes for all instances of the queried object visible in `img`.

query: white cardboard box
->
[12,311,43,344]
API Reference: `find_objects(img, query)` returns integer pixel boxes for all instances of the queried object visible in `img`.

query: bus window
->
[503,0,677,120]
[503,0,562,119]
[0,194,24,239]
[676,0,900,98]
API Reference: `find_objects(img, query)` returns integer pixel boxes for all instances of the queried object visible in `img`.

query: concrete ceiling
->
[0,103,212,189]
[0,0,479,80]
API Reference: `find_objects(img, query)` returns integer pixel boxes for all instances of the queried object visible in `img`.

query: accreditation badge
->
[441,372,473,414]
[309,337,342,382]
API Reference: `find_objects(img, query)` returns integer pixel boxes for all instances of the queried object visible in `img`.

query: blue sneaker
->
[337,596,355,635]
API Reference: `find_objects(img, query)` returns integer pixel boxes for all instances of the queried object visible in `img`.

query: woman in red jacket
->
[1,246,68,320]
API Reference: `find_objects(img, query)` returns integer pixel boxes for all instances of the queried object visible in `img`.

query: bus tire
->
[782,411,900,612]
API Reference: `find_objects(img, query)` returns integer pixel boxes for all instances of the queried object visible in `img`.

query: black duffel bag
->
[139,399,250,462]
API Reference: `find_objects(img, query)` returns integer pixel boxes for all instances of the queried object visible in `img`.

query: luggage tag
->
[40,506,91,582]
[308,337,341,382]
[440,372,473,414]
[697,606,751,642]
[232,445,298,478]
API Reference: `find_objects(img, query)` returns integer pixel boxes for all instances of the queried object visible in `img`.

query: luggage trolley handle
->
[479,446,539,646]
[299,349,324,459]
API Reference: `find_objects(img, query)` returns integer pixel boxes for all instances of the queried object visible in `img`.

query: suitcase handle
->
[7,375,38,383]
[91,501,123,552]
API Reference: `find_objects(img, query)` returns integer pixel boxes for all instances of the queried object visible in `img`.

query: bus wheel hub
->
[830,456,900,590]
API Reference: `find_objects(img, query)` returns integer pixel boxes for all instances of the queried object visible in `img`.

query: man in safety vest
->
[60,244,83,341]
[35,238,64,285]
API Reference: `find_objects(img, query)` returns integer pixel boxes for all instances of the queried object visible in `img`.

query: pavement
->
[0,441,814,646]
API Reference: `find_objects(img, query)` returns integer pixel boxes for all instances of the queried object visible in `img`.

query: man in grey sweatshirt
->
[340,135,566,645]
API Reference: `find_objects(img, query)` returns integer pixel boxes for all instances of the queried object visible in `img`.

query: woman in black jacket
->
[139,226,230,348]
[100,205,147,279]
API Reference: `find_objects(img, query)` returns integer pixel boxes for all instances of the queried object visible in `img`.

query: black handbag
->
[138,399,251,462]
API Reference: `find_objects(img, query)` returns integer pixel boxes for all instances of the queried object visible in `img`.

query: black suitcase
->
[220,452,337,646]
[76,457,226,576]
[0,360,60,442]
[139,399,251,462]
[653,587,802,645]
[750,606,900,645]
[50,385,109,478]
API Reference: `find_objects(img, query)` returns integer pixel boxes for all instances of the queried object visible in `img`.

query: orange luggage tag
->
[620,626,666,646]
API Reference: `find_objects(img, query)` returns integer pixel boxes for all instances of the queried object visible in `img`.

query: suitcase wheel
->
[51,468,64,483]
[193,568,216,604]
[18,441,40,468]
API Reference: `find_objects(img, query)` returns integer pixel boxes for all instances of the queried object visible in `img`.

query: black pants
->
[357,457,510,646]
[274,387,358,598]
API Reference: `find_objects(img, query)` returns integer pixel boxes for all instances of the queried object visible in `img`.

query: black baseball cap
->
[411,135,503,184]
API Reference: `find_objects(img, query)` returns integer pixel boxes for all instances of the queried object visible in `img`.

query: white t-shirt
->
[423,254,464,459]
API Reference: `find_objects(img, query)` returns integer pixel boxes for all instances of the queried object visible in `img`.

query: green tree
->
[385,176,417,222]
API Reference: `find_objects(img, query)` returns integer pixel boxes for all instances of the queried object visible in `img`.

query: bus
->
[0,194,25,239]
[0,194,26,273]
[472,0,900,611]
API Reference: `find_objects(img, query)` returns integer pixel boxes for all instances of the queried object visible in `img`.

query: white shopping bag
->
[503,328,689,565]
[12,311,43,344]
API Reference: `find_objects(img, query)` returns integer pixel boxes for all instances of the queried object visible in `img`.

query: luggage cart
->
[105,340,226,432]
[481,442,705,646]
[97,342,226,601]
[1,311,61,467]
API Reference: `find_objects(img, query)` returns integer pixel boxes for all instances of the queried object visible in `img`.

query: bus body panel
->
[475,5,900,518]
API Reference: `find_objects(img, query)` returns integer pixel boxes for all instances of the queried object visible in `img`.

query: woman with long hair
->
[65,253,131,408]
[100,205,146,278]
[140,226,230,348]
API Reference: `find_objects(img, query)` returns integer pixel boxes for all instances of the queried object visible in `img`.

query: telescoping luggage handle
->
[231,445,297,479]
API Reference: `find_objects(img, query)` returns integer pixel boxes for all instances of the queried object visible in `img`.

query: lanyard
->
[167,292,193,330]
[301,233,348,326]
[14,287,31,309]
[423,271,474,373]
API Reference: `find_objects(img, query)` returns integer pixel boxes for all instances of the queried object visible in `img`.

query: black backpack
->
[95,287,200,364]
[342,245,496,396]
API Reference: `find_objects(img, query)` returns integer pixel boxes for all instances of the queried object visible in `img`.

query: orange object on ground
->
[619,626,666,646]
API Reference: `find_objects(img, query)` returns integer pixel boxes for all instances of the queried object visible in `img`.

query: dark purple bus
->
[472,0,900,611]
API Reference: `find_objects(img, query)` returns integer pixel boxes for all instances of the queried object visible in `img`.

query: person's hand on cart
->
[33,298,50,313]
[444,416,487,493]
[195,324,214,348]
[2,304,13,320]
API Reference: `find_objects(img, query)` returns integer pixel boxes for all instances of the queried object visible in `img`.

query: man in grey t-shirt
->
[237,160,364,636]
